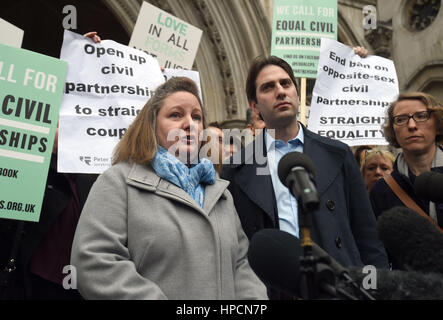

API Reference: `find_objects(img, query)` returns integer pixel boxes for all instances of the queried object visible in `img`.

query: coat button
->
[326,200,335,211]
[335,237,342,249]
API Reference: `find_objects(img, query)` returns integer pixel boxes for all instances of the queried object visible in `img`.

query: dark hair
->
[246,55,298,103]
[227,135,244,153]
[208,122,221,129]
[383,92,443,148]
[354,145,373,165]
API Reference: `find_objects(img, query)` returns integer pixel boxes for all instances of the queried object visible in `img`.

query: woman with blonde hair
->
[360,147,395,191]
[370,92,443,229]
[71,77,267,300]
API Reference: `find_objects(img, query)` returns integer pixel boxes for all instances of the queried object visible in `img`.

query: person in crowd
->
[225,135,243,160]
[70,77,268,300]
[354,145,374,167]
[360,147,395,191]
[246,108,266,137]
[244,108,266,147]
[370,92,443,228]
[221,54,389,299]
[0,122,97,300]
[202,123,225,174]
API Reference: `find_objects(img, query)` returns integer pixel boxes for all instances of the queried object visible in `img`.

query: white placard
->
[129,1,203,69]
[0,18,24,48]
[162,68,202,100]
[58,30,165,173]
[307,38,399,146]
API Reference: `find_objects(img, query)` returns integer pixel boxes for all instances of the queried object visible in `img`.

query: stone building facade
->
[1,0,441,128]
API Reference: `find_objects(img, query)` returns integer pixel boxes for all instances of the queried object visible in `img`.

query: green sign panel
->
[0,43,67,222]
[271,0,337,78]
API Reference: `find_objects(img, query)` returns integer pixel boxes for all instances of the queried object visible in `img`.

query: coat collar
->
[302,125,347,196]
[229,124,348,222]
[230,130,277,223]
[125,162,229,216]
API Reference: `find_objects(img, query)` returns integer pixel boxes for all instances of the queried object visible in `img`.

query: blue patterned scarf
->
[152,146,216,207]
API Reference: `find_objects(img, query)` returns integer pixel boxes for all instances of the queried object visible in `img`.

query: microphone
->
[341,268,443,300]
[311,243,375,300]
[377,206,443,274]
[248,229,358,299]
[247,229,302,296]
[248,229,443,300]
[414,171,443,202]
[277,152,319,213]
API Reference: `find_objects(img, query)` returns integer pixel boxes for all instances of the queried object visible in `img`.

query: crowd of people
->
[1,31,442,301]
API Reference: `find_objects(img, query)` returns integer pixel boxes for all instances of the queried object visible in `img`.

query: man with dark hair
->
[222,55,388,299]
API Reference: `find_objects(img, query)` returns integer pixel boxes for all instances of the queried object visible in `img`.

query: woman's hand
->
[83,31,101,43]
[353,46,369,58]
[83,31,167,73]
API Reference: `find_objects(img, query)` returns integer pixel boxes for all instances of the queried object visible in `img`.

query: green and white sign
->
[0,18,24,48]
[271,0,337,78]
[0,43,67,222]
[129,1,203,69]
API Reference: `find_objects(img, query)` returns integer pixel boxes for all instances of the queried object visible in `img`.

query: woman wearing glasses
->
[369,92,443,230]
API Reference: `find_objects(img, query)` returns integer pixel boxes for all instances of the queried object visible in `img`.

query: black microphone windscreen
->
[342,268,443,300]
[278,152,316,187]
[248,229,302,296]
[414,171,443,202]
[377,206,443,274]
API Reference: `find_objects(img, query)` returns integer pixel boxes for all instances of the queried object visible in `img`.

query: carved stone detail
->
[102,0,141,33]
[405,0,441,31]
[193,0,237,118]
[364,23,393,58]
[150,0,173,14]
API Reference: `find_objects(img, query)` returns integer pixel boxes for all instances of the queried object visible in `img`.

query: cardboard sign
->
[0,18,24,48]
[271,0,337,78]
[129,1,203,69]
[58,30,165,174]
[162,68,202,100]
[307,39,399,146]
[0,44,67,222]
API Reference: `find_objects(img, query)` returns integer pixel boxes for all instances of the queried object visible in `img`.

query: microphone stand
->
[297,204,316,299]
[287,172,360,300]
[298,205,361,300]
[283,170,317,299]
[298,204,334,299]
[281,160,368,300]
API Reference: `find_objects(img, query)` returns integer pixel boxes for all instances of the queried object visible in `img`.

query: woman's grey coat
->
[71,161,268,300]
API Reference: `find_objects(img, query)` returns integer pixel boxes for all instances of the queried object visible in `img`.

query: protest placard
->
[58,30,165,174]
[162,68,202,100]
[0,43,67,222]
[129,1,203,69]
[271,0,337,78]
[307,39,399,146]
[0,18,24,48]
